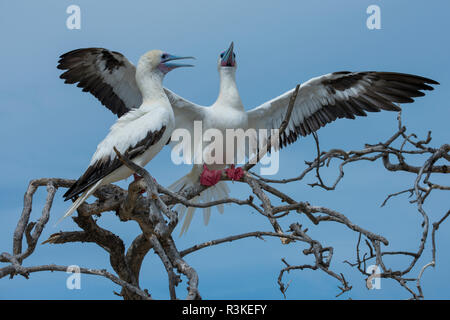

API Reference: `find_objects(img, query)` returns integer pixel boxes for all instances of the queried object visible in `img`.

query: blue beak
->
[221,42,235,67]
[162,54,195,70]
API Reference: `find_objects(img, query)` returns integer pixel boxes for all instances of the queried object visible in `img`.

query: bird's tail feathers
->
[55,180,102,225]
[168,173,230,236]
[167,171,193,194]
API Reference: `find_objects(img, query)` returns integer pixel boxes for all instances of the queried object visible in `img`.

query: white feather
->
[60,48,436,234]
[57,180,103,225]
[59,50,175,224]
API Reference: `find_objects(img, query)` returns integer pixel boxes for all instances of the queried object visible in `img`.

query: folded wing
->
[63,109,167,201]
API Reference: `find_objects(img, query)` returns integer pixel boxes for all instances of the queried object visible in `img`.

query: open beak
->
[221,42,235,67]
[162,54,195,70]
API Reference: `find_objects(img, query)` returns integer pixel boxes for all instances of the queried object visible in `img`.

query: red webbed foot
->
[225,164,244,182]
[200,164,222,186]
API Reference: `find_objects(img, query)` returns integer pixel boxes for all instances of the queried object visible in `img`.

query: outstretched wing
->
[58,48,208,155]
[247,71,438,149]
[57,48,142,117]
[164,88,208,162]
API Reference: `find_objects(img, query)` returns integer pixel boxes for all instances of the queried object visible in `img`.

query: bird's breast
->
[200,108,249,168]
[204,107,248,132]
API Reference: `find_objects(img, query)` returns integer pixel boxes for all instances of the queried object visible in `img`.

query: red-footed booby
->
[57,43,439,233]
[59,50,194,222]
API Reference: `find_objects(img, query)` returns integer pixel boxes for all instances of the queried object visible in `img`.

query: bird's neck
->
[136,68,167,104]
[214,68,244,111]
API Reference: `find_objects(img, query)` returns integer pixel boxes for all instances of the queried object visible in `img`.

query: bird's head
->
[218,42,236,70]
[138,50,195,76]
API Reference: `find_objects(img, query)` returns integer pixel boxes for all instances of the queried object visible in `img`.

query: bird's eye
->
[161,53,168,60]
[233,53,236,58]
[220,53,224,58]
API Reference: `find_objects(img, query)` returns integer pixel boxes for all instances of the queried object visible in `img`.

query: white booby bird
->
[57,43,438,232]
[59,50,194,222]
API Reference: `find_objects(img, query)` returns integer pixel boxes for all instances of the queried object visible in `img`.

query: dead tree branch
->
[1,110,448,299]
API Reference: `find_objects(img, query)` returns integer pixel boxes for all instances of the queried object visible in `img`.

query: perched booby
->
[59,50,194,222]
[57,43,439,233]
[167,42,247,234]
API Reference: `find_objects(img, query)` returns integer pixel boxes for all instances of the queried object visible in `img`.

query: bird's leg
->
[200,164,223,186]
[225,164,244,182]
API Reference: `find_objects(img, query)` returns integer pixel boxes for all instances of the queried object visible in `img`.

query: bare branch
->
[1,111,448,300]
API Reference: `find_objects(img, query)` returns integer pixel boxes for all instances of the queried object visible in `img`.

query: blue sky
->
[0,1,449,299]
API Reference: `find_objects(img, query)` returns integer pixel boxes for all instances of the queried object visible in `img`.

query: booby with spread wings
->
[57,43,438,233]
[59,50,194,222]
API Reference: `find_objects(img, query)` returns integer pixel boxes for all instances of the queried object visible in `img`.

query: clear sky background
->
[0,1,449,300]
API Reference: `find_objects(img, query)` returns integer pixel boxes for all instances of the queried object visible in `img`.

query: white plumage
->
[58,43,438,232]
[59,49,196,222]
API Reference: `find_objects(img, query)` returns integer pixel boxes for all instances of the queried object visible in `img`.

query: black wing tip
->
[344,71,439,87]
[62,187,77,202]
[62,196,73,202]
[417,76,439,87]
[415,75,439,86]
[377,71,439,86]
